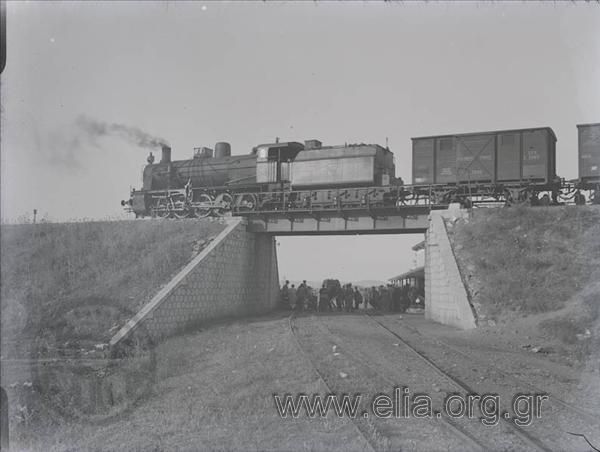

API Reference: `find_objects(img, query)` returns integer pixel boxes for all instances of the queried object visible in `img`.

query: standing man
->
[344,284,353,312]
[280,281,290,309]
[330,285,340,311]
[302,280,310,311]
[353,287,363,310]
[319,283,329,312]
[297,281,307,312]
[289,284,297,311]
[380,285,391,311]
[368,287,377,310]
[400,286,411,312]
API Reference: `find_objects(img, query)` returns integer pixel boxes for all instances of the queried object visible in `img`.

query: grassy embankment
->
[1,218,226,357]
[447,206,600,359]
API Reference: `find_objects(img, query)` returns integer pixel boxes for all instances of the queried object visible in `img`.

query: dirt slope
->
[447,206,600,365]
[1,218,226,358]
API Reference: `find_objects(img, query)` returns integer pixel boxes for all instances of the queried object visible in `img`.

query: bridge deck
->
[237,205,443,235]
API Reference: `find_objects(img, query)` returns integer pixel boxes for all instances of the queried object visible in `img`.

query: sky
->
[1,1,599,281]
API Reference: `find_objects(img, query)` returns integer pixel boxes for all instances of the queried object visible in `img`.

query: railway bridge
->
[239,205,436,235]
[237,202,476,330]
[111,204,476,348]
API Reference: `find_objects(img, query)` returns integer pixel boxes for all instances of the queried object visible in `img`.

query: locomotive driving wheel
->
[237,193,258,212]
[213,193,233,216]
[192,194,213,218]
[173,210,190,219]
[172,193,190,219]
[155,198,171,219]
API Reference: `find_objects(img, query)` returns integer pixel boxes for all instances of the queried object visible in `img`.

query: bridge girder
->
[240,206,432,235]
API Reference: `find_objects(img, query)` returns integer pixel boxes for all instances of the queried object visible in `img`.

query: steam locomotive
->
[122,123,600,217]
[122,139,403,218]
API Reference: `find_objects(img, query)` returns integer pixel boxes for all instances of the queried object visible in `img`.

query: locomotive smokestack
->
[161,144,172,163]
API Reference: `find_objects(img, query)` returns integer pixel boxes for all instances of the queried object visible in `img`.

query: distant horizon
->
[279,278,389,286]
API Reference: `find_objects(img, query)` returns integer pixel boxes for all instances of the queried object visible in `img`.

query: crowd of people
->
[366,285,424,312]
[279,280,424,313]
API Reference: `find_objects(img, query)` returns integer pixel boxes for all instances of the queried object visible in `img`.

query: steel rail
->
[365,313,553,452]
[312,316,488,452]
[425,334,600,426]
[287,314,377,452]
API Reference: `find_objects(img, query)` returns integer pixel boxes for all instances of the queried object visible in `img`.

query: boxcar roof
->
[411,126,557,142]
[576,123,600,128]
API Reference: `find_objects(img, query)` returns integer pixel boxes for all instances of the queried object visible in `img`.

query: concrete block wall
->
[110,217,279,346]
[425,207,477,329]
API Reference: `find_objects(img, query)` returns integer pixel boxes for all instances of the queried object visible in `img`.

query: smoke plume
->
[75,115,169,149]
[30,115,169,171]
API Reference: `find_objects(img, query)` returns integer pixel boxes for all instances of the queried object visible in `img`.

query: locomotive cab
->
[254,141,304,186]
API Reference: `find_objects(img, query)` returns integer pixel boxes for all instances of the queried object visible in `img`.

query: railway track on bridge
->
[365,313,600,452]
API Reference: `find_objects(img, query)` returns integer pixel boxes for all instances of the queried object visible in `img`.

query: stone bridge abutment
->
[110,217,279,347]
[424,207,478,329]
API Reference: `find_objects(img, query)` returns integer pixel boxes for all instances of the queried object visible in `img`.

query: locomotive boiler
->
[123,139,401,218]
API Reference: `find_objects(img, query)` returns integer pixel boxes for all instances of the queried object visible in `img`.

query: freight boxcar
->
[577,123,600,187]
[412,127,557,187]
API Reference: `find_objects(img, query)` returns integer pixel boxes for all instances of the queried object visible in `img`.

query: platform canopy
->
[411,240,425,251]
[388,266,424,284]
